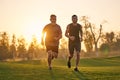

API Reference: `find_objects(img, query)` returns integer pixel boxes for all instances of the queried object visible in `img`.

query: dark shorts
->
[69,42,81,54]
[46,46,58,53]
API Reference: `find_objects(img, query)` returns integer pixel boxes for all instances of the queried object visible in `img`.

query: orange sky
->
[0,0,120,43]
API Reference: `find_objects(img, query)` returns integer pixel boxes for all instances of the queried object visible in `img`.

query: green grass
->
[0,56,120,80]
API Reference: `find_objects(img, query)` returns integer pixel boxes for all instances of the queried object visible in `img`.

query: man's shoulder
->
[46,23,60,27]
[77,23,82,26]
[67,23,72,28]
[56,24,61,27]
[44,23,53,29]
[68,23,81,26]
[77,23,82,29]
[45,23,51,27]
[67,23,81,27]
[68,23,72,26]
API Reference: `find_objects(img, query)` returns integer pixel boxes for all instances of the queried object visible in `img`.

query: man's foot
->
[67,61,71,68]
[74,68,79,72]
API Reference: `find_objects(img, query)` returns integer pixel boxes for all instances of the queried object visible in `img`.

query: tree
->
[17,36,27,59]
[89,23,102,53]
[111,32,120,51]
[106,32,115,43]
[100,31,120,52]
[80,16,107,56]
[0,32,9,60]
[27,36,40,60]
[84,31,93,52]
[9,34,17,60]
[80,16,94,52]
[28,42,34,60]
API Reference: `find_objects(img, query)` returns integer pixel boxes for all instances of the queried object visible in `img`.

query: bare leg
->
[68,53,73,62]
[53,52,58,58]
[67,53,73,68]
[47,50,52,69]
[75,51,80,68]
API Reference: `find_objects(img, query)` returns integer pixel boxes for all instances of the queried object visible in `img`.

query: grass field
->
[0,56,120,80]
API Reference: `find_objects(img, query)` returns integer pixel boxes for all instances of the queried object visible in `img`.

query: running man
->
[65,15,83,71]
[41,14,62,70]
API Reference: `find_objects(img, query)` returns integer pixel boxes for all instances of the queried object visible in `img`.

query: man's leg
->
[47,50,52,70]
[68,43,74,68]
[68,53,73,62]
[75,51,80,68]
[53,52,58,58]
[51,46,58,59]
[67,53,73,68]
[74,52,80,71]
[74,43,81,71]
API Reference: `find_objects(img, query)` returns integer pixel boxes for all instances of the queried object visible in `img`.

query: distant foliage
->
[100,31,120,51]
[100,43,110,53]
[0,31,120,60]
[0,32,9,60]
[17,36,27,59]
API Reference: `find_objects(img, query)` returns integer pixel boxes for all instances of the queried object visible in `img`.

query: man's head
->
[50,14,56,24]
[72,15,78,23]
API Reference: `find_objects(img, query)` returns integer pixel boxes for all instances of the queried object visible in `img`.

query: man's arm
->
[65,25,75,41]
[65,25,70,38]
[80,25,83,41]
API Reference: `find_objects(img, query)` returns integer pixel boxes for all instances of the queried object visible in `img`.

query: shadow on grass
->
[72,71,90,80]
[49,70,56,80]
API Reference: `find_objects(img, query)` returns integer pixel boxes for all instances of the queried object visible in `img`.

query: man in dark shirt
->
[65,15,83,71]
[41,14,62,70]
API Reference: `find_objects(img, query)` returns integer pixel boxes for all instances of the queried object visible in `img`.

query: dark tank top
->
[68,23,82,43]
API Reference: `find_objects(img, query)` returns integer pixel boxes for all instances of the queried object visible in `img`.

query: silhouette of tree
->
[17,36,27,60]
[80,16,94,52]
[0,32,9,60]
[106,32,115,43]
[9,34,17,60]
[89,23,102,53]
[114,32,120,50]
[28,42,34,60]
[84,31,93,52]
[80,16,105,57]
[27,36,40,60]
[100,31,120,52]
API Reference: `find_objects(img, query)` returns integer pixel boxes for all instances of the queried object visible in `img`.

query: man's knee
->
[53,52,58,58]
[48,50,52,57]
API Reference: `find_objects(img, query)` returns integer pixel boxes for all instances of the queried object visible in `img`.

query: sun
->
[23,22,44,44]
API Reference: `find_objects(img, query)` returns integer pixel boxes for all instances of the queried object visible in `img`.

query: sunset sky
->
[0,0,120,43]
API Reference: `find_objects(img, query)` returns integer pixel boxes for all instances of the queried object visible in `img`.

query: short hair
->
[72,15,77,18]
[50,14,56,18]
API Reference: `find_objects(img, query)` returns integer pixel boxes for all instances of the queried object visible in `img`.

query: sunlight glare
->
[23,21,43,44]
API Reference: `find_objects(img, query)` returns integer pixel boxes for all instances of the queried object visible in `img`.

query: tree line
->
[0,32,44,61]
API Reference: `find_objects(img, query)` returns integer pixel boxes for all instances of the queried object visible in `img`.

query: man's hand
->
[69,36,75,41]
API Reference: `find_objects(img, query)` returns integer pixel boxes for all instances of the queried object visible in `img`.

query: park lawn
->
[0,56,120,80]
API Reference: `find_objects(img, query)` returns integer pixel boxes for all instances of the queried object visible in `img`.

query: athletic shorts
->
[69,42,81,54]
[46,46,58,53]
